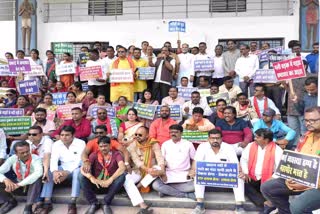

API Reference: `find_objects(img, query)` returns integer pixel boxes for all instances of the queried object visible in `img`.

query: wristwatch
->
[124,162,130,166]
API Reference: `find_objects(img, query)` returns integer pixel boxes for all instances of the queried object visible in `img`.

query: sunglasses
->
[27,133,39,136]
[135,133,143,137]
[95,132,104,135]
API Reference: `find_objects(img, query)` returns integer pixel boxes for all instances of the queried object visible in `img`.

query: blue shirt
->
[306,53,319,73]
[253,119,296,141]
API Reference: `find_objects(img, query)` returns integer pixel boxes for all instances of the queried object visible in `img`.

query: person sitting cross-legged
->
[80,136,126,214]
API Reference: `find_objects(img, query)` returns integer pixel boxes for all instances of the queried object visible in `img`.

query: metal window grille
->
[209,0,246,13]
[88,0,123,16]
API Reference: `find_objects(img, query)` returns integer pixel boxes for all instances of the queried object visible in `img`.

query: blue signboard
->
[177,86,196,101]
[18,79,39,95]
[196,161,238,188]
[194,60,214,71]
[52,92,68,105]
[168,21,186,32]
[156,105,181,120]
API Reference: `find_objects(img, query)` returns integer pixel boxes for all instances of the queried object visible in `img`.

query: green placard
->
[0,116,32,135]
[182,130,208,143]
[53,43,74,54]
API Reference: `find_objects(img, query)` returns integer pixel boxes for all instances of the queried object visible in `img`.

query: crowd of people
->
[0,39,318,214]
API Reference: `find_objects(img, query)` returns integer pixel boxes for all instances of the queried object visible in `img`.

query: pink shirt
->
[161,96,185,106]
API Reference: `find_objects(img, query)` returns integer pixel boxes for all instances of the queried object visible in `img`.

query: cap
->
[263,108,276,117]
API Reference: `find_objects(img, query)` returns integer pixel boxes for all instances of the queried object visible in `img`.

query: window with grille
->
[88,0,123,16]
[209,0,246,13]
[218,38,284,50]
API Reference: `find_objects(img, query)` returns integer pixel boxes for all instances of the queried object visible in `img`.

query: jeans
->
[239,81,254,97]
[287,115,306,149]
[80,173,126,205]
[152,178,195,197]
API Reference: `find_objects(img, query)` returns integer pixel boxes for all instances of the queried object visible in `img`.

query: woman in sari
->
[118,108,144,147]
[114,96,131,128]
[70,82,86,102]
[37,93,57,111]
[44,50,57,82]
[82,90,97,116]
[13,95,34,116]
[59,52,76,88]
[137,89,159,128]
[86,94,111,121]
[64,91,78,105]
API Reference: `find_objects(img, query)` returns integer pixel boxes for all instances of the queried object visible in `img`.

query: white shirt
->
[178,52,194,79]
[102,56,116,67]
[195,142,239,164]
[249,96,280,115]
[50,138,85,172]
[212,56,224,78]
[182,99,213,117]
[154,59,176,85]
[27,136,53,159]
[0,129,7,159]
[194,53,214,77]
[86,59,108,86]
[235,54,259,81]
[240,142,283,180]
[161,139,195,183]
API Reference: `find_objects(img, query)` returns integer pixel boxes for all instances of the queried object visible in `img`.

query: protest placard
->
[182,130,208,144]
[109,69,133,83]
[177,86,196,101]
[56,103,82,120]
[53,43,74,54]
[18,79,39,95]
[56,63,76,76]
[90,106,116,119]
[196,162,239,188]
[258,46,283,62]
[252,69,277,83]
[155,105,181,120]
[0,64,17,76]
[26,65,45,76]
[80,66,103,81]
[52,92,68,105]
[194,60,214,71]
[110,119,118,138]
[197,89,210,98]
[47,110,56,121]
[0,108,24,117]
[137,67,155,80]
[8,59,31,72]
[134,103,157,120]
[82,83,89,92]
[268,54,290,69]
[79,52,90,66]
[272,57,306,81]
[0,116,32,135]
[206,93,230,108]
[275,150,320,188]
[168,21,186,32]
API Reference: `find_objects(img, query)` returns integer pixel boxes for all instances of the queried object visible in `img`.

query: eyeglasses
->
[304,118,320,124]
[6,94,13,96]
[95,132,104,135]
[27,133,39,136]
[98,112,107,115]
[135,133,143,137]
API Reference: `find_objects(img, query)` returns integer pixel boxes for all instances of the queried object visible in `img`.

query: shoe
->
[137,208,153,214]
[235,204,246,214]
[0,199,18,214]
[85,204,100,214]
[158,192,165,198]
[185,192,196,201]
[263,204,276,214]
[38,203,53,214]
[102,205,113,214]
[191,205,205,214]
[67,204,77,214]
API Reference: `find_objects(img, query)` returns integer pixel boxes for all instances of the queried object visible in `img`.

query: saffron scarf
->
[137,138,158,193]
[217,110,224,119]
[253,96,268,118]
[97,151,112,180]
[16,155,32,180]
[248,141,276,184]
[296,131,311,152]
[111,57,135,86]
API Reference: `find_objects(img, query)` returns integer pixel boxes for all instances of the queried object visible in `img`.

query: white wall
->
[37,15,299,59]
[0,21,15,59]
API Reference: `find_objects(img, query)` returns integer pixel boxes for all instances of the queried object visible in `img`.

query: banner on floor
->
[0,116,32,135]
[8,59,31,73]
[196,162,239,188]
[79,65,103,81]
[18,79,39,95]
[252,69,278,83]
[109,69,133,83]
[137,67,156,80]
[182,130,208,144]
[0,108,24,117]
[275,150,320,188]
[206,92,230,108]
[56,63,76,76]
[52,92,68,105]
[133,103,157,120]
[272,57,306,81]
[56,103,82,120]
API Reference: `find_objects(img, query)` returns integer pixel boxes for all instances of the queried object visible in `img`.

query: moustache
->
[211,142,220,147]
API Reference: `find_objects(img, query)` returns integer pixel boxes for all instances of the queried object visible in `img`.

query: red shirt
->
[149,118,177,147]
[51,118,91,139]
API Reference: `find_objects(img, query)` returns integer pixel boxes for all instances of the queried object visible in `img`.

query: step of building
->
[15,186,261,212]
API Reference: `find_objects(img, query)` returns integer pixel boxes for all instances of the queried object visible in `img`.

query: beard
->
[211,142,220,147]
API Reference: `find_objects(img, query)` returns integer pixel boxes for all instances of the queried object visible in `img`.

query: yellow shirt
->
[133,58,148,92]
